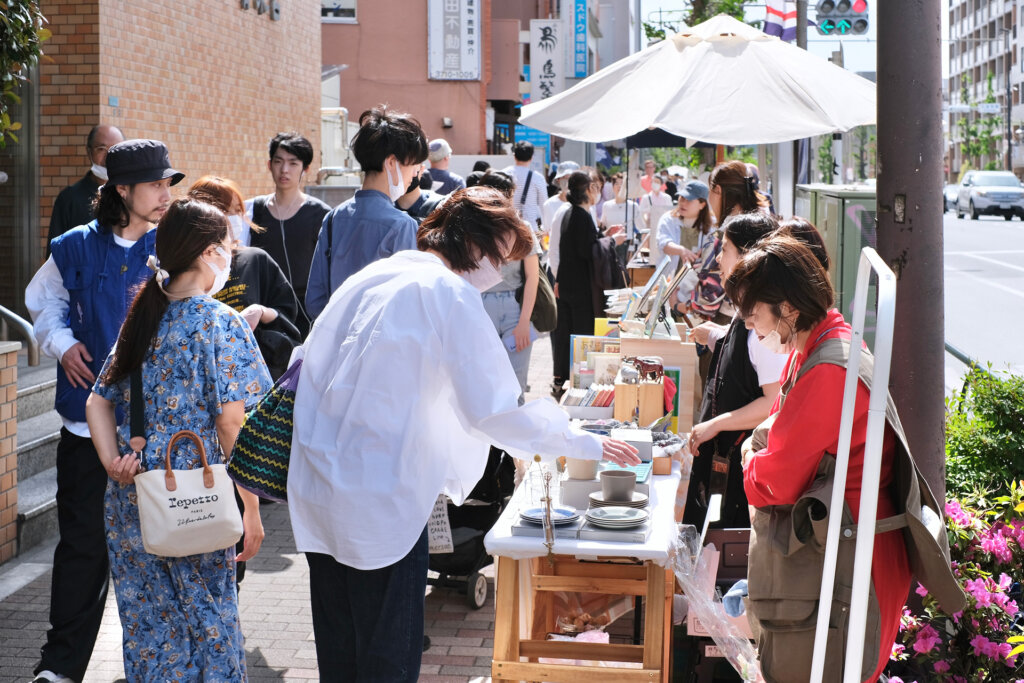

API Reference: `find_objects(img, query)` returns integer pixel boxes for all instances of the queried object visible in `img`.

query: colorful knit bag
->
[227,358,301,502]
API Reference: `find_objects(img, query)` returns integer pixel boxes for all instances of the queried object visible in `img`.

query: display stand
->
[619,335,698,433]
[485,465,683,682]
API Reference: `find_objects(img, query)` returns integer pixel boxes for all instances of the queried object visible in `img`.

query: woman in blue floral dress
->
[87,198,271,681]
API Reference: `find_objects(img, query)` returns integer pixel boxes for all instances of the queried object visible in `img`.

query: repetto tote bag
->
[134,429,244,557]
[226,357,302,502]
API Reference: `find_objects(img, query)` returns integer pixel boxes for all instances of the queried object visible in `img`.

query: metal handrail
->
[0,305,39,366]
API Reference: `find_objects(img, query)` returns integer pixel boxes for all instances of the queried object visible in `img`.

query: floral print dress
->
[93,297,270,682]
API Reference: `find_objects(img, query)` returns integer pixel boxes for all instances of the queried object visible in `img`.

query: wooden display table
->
[484,465,682,682]
[627,259,656,289]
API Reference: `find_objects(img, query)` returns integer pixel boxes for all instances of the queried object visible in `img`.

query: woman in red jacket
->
[726,236,912,682]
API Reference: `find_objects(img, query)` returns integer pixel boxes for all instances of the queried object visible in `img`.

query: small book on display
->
[578,520,653,544]
[510,517,584,539]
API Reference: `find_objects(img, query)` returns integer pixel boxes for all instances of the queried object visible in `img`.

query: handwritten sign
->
[428,494,454,554]
[530,20,565,102]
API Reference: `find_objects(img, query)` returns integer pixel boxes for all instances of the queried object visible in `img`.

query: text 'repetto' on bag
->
[226,357,301,502]
[133,429,244,557]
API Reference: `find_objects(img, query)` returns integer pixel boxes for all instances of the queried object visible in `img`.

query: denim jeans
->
[481,290,533,405]
[305,527,428,682]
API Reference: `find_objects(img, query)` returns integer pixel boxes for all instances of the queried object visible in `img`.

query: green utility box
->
[795,184,877,344]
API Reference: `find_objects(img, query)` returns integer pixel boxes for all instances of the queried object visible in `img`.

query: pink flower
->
[946,500,971,526]
[913,624,942,654]
[915,582,929,597]
[934,660,951,673]
[971,634,992,657]
[891,642,905,658]
[888,678,904,683]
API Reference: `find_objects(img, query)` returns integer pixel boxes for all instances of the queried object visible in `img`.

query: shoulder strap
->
[129,369,147,457]
[324,210,335,295]
[519,169,533,210]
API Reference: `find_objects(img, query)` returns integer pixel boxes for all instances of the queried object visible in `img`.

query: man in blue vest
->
[25,139,184,683]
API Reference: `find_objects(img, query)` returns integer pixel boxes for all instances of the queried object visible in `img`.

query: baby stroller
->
[428,446,515,609]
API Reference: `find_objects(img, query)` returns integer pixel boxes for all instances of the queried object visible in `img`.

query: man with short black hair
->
[506,141,547,232]
[305,106,428,318]
[249,132,331,334]
[26,139,183,683]
[424,138,464,195]
[47,124,125,248]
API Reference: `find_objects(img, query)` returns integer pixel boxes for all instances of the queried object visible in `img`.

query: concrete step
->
[16,351,57,421]
[16,467,58,554]
[16,410,62,482]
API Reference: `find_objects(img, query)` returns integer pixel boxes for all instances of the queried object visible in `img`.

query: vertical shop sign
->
[428,0,482,80]
[573,0,587,77]
[530,19,565,101]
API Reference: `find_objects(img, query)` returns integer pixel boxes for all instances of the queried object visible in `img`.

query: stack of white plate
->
[584,506,649,529]
[588,491,649,509]
[519,506,580,526]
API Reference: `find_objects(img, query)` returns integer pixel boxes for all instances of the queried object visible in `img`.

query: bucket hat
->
[105,139,185,187]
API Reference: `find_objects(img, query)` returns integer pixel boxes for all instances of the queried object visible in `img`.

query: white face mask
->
[757,319,790,355]
[385,159,406,202]
[203,246,232,296]
[227,215,246,241]
[90,163,108,181]
[460,256,504,292]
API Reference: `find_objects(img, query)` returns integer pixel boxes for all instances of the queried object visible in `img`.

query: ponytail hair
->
[709,160,769,220]
[103,199,230,384]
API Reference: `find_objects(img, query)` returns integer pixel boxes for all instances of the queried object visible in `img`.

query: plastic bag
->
[538,591,633,636]
[670,524,763,682]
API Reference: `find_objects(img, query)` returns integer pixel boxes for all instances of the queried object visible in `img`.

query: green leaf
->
[8,122,20,131]
[37,28,52,41]
[1010,643,1024,658]
[7,131,18,143]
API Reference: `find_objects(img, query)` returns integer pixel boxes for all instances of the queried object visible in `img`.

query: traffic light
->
[815,0,869,36]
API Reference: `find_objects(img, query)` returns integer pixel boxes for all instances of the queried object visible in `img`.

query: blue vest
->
[49,220,156,422]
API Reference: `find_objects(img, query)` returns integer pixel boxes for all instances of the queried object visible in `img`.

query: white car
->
[956,170,1024,220]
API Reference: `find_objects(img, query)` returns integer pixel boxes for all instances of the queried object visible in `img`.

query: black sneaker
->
[550,381,566,400]
[422,635,431,652]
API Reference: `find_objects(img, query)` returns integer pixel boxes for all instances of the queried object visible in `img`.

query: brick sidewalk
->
[0,335,561,683]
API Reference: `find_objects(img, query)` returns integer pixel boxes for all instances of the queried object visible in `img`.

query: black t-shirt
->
[214,246,303,377]
[249,195,331,312]
[48,172,102,253]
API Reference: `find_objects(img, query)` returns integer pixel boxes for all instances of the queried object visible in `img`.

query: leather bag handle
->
[162,430,215,492]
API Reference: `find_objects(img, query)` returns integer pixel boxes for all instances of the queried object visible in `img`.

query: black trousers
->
[305,527,428,682]
[36,429,110,682]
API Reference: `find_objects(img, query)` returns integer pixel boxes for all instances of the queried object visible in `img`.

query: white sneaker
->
[32,671,74,683]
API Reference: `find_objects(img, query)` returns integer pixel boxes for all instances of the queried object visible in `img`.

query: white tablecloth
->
[484,462,682,567]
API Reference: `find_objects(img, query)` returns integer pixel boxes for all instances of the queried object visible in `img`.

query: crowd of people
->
[22,109,957,683]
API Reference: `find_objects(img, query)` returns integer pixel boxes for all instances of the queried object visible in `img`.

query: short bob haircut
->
[187,175,264,236]
[722,212,779,253]
[725,235,834,333]
[417,186,533,273]
[268,132,315,170]
[566,171,592,206]
[777,216,830,271]
[352,106,429,173]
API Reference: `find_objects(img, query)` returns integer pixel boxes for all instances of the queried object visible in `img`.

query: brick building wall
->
[0,342,19,565]
[25,0,322,269]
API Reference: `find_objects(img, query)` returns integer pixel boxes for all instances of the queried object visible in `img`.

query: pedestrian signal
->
[815,0,868,36]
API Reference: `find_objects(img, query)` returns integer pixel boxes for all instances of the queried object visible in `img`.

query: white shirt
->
[601,199,638,235]
[542,194,567,234]
[507,165,548,230]
[287,250,602,570]
[25,233,139,437]
[547,203,598,278]
[639,191,673,230]
[656,213,700,275]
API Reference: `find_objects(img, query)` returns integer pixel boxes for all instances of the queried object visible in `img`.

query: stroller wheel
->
[466,572,488,610]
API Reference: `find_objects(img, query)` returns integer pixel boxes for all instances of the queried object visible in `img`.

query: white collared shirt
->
[287,250,602,570]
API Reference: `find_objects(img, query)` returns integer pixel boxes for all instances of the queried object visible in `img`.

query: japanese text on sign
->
[428,0,482,81]
[530,19,564,101]
[573,0,587,78]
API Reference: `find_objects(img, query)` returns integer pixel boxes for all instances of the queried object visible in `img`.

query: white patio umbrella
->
[518,14,876,145]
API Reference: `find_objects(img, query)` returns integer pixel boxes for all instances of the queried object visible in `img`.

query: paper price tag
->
[427,494,454,554]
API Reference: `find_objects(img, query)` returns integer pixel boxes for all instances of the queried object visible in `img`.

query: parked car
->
[944,184,958,212]
[956,170,1024,220]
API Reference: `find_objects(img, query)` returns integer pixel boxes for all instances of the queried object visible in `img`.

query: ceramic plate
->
[589,491,649,507]
[585,506,648,524]
[520,506,579,525]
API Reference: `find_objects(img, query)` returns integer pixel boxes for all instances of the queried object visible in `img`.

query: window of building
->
[322,0,356,22]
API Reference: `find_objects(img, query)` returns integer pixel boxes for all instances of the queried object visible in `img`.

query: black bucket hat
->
[105,139,185,187]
